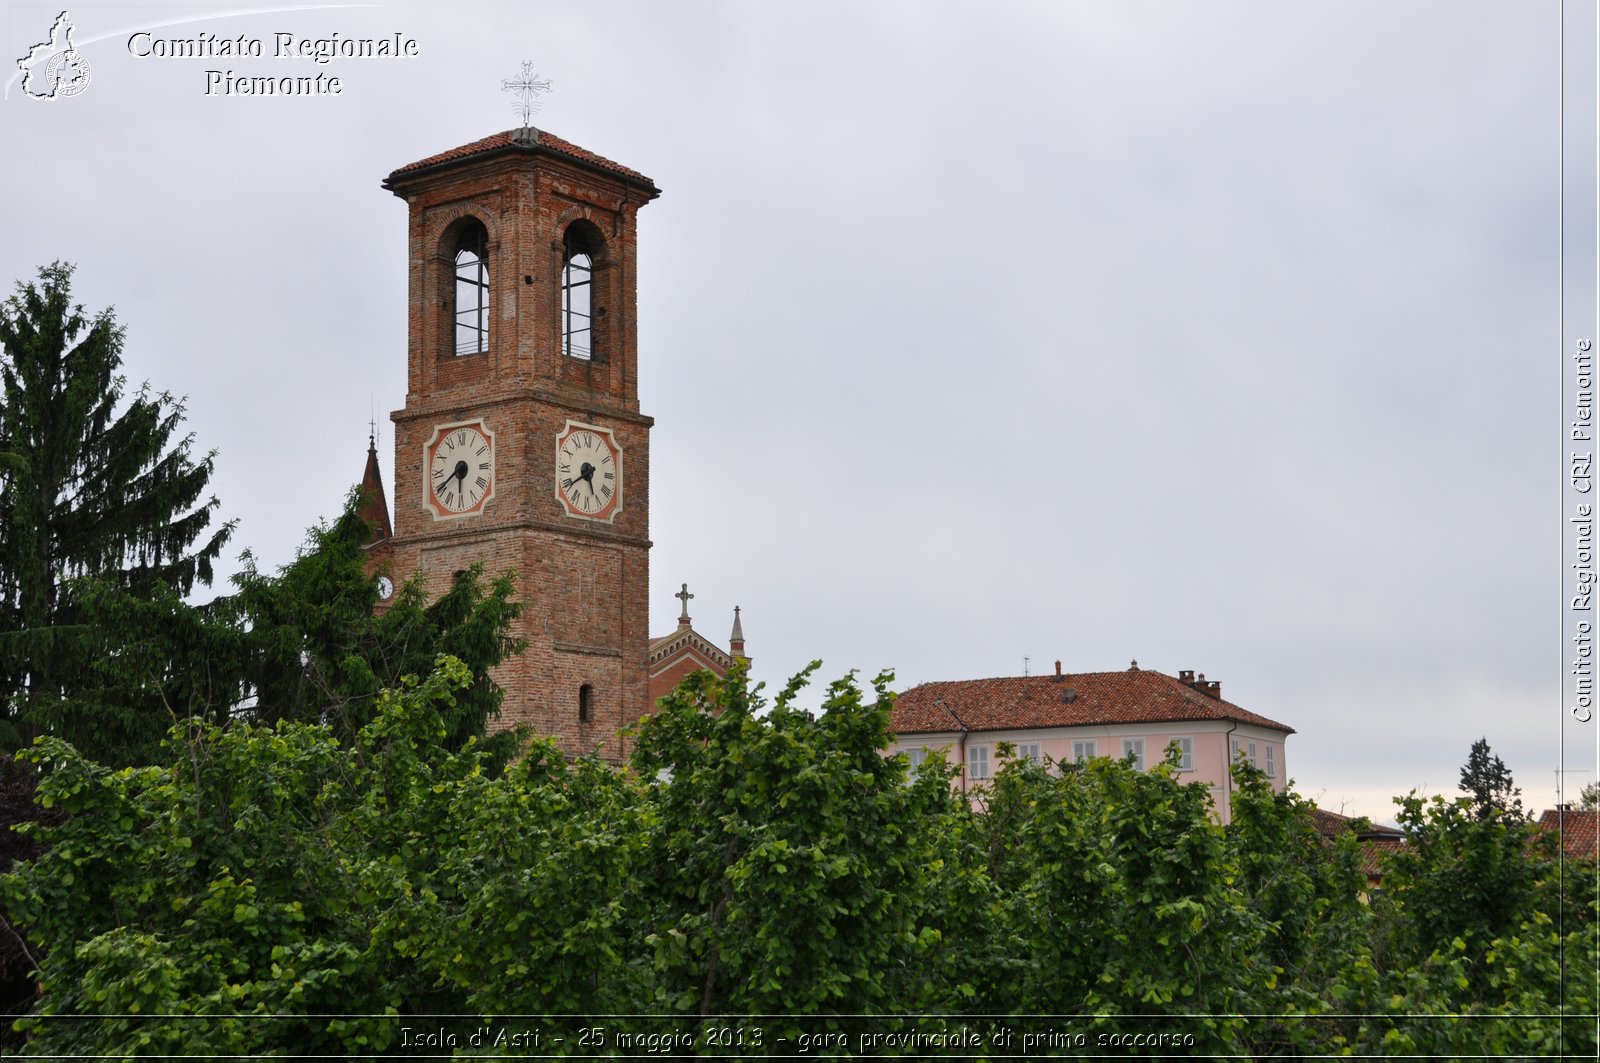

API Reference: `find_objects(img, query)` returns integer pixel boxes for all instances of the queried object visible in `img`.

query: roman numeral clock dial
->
[424,420,495,519]
[555,420,623,522]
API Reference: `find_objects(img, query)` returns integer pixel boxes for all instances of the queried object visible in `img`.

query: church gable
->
[648,630,734,675]
[647,584,747,704]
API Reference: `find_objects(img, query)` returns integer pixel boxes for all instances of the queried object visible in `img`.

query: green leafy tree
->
[894,756,1001,1014]
[0,496,524,1041]
[986,749,1263,1049]
[1220,765,1377,1053]
[3,655,1593,1057]
[0,263,231,752]
[1458,736,1523,823]
[1319,790,1595,1056]
[60,497,525,766]
[1578,780,1599,811]
[230,499,525,753]
[405,743,651,1018]
[1225,764,1367,985]
[0,657,487,1056]
[1373,793,1560,991]
[629,664,938,1027]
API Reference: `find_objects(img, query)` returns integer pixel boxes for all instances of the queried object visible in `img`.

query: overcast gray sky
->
[3,1,1590,823]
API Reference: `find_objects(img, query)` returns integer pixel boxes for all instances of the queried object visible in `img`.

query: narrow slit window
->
[562,232,593,360]
[578,683,593,723]
[454,221,490,355]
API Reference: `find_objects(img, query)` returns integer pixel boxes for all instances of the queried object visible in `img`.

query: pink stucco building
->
[888,662,1293,824]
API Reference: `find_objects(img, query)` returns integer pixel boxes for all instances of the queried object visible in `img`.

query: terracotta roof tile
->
[1356,837,1405,876]
[387,128,656,187]
[1536,808,1600,858]
[1310,807,1404,841]
[1309,807,1350,838]
[1310,808,1406,878]
[890,669,1293,736]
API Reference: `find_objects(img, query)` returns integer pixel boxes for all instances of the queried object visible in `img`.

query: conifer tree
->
[0,263,232,750]
[1458,736,1524,823]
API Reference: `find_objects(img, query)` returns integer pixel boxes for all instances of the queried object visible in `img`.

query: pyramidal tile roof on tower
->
[891,667,1293,735]
[388,128,656,187]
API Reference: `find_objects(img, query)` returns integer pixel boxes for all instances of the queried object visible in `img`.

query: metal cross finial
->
[675,583,694,622]
[502,60,553,131]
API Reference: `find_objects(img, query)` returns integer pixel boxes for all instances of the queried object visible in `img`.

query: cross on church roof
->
[675,582,694,625]
[501,60,552,132]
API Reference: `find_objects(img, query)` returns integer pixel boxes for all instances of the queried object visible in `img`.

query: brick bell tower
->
[379,127,659,760]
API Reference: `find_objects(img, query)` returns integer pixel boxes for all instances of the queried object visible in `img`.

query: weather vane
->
[502,60,553,137]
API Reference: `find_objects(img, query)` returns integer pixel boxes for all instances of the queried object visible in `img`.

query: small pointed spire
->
[358,431,392,544]
[729,605,747,663]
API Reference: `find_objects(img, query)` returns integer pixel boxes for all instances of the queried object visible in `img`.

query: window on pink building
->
[1170,736,1194,771]
[968,745,991,780]
[1122,738,1145,771]
[1072,740,1096,763]
[1018,742,1041,765]
[1265,744,1275,778]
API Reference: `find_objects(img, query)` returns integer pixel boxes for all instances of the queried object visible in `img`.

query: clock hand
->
[564,462,597,491]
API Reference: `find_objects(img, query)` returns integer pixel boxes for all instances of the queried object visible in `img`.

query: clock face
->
[555,421,623,522]
[425,420,495,519]
[375,575,395,601]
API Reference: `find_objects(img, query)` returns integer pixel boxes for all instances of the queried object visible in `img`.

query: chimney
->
[1204,679,1222,699]
[1054,660,1063,681]
[1178,669,1195,685]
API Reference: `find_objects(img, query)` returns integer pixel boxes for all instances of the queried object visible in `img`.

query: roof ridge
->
[892,667,1293,734]
[387,127,656,187]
